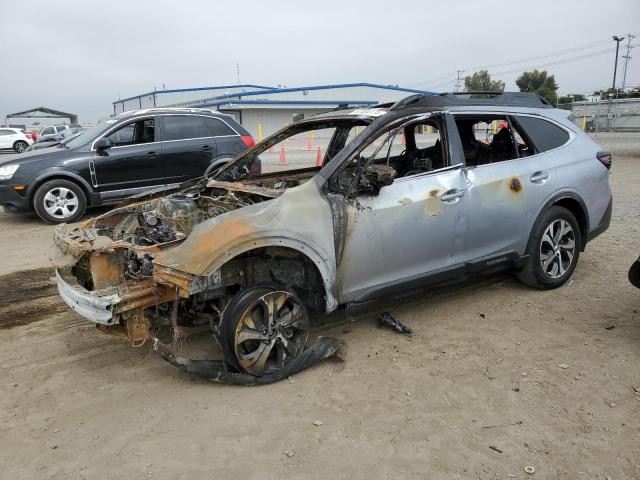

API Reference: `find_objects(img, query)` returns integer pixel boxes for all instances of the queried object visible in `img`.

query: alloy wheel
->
[233,290,309,376]
[14,142,27,153]
[43,187,80,220]
[539,219,576,279]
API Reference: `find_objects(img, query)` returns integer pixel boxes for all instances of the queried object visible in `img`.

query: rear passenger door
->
[159,115,216,183]
[455,113,559,262]
[0,129,13,149]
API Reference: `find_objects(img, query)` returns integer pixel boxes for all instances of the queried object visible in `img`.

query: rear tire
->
[13,141,28,153]
[33,179,86,224]
[517,206,581,289]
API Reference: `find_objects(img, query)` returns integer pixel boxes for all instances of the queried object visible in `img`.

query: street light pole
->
[609,36,625,131]
[612,36,625,91]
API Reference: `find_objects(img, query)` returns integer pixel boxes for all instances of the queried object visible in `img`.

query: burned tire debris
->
[154,336,346,385]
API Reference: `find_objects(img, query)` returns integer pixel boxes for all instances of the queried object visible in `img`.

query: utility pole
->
[455,70,464,92]
[621,34,635,91]
[236,63,240,84]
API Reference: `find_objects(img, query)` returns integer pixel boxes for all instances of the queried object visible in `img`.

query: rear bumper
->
[0,184,30,213]
[55,269,120,325]
[586,196,612,244]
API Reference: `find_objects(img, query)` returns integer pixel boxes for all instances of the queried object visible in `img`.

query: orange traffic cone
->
[279,145,286,165]
[315,147,323,167]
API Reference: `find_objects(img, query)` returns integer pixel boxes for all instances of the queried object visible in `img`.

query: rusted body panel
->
[154,176,339,309]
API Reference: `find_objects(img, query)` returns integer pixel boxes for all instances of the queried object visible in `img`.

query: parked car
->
[26,127,87,151]
[37,124,70,143]
[0,108,256,223]
[53,92,612,379]
[0,128,35,153]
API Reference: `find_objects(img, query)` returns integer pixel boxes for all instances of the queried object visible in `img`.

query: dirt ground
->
[1,153,639,479]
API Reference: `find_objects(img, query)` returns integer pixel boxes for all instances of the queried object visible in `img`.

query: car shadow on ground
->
[2,206,113,226]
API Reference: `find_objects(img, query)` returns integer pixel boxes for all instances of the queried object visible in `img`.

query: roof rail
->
[391,91,553,110]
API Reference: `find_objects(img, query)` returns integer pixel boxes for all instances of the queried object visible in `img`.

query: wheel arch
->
[13,139,29,150]
[527,191,590,253]
[28,172,94,209]
[213,238,337,313]
[205,156,234,176]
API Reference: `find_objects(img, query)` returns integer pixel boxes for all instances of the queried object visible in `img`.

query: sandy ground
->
[0,155,639,479]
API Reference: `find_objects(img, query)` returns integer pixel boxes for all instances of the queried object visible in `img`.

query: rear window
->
[162,115,210,141]
[204,117,236,137]
[513,116,570,152]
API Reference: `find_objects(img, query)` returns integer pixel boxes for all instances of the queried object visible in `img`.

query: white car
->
[0,128,34,153]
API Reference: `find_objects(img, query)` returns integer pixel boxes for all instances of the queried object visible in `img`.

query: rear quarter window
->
[204,117,236,137]
[513,116,570,152]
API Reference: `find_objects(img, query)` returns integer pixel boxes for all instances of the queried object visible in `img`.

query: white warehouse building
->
[112,83,432,140]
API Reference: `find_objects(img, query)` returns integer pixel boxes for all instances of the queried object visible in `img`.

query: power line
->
[465,37,611,72]
[489,48,612,77]
[412,37,614,90]
[423,48,613,91]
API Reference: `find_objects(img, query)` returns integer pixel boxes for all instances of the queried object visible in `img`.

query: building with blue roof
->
[112,83,433,139]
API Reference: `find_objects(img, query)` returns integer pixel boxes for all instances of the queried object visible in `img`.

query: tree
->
[558,93,586,104]
[464,70,505,93]
[516,70,558,105]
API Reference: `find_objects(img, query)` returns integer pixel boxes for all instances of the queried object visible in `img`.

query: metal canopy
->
[6,107,78,124]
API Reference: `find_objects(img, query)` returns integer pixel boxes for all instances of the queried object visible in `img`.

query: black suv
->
[0,108,256,223]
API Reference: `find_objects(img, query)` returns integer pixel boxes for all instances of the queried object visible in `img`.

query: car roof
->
[116,107,235,120]
[391,92,553,111]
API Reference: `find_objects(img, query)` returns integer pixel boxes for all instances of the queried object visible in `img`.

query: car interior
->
[454,115,534,167]
[108,119,155,146]
[334,118,447,194]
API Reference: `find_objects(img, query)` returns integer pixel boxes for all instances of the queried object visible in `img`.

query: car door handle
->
[147,151,157,158]
[202,145,213,151]
[530,171,550,183]
[441,188,466,203]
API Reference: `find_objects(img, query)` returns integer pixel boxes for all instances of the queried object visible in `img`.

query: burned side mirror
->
[355,164,396,197]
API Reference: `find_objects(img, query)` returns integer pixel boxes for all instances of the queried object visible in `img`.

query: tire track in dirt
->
[0,267,68,329]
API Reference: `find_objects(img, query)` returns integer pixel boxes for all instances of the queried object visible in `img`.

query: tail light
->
[240,135,255,148]
[596,151,612,170]
[250,158,262,175]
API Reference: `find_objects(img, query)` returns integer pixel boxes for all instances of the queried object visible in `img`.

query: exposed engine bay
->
[53,170,326,356]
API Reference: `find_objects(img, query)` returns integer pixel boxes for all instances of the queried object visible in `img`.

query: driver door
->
[336,114,469,304]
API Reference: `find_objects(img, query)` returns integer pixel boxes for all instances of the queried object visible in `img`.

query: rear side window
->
[0,129,13,135]
[162,115,210,141]
[513,116,570,152]
[41,127,55,135]
[204,117,236,137]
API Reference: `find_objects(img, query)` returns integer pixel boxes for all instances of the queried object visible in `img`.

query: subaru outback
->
[53,92,612,379]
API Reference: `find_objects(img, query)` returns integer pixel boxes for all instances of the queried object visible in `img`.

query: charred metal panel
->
[154,176,340,311]
[326,193,348,267]
[337,167,468,303]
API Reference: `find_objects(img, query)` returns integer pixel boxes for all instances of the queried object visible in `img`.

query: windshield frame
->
[214,115,375,182]
[63,119,120,150]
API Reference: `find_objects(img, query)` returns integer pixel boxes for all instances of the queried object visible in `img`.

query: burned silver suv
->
[53,93,612,379]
